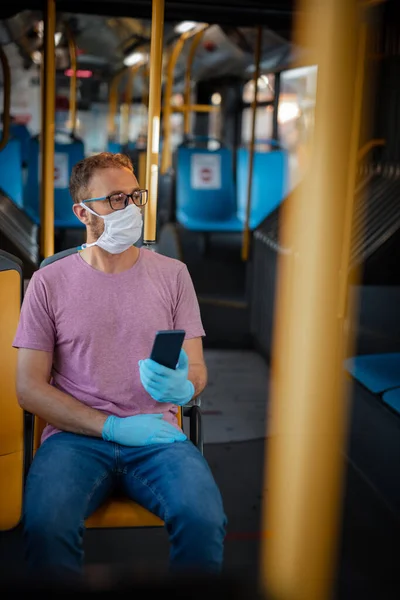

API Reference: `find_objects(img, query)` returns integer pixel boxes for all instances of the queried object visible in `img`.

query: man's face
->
[73,167,140,240]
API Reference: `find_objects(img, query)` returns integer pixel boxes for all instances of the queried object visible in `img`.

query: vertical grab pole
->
[107,70,125,142]
[260,0,363,598]
[143,0,165,245]
[184,29,207,136]
[241,26,263,262]
[160,26,207,174]
[41,0,56,258]
[65,26,77,136]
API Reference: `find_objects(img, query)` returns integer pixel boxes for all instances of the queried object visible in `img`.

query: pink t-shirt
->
[13,249,205,443]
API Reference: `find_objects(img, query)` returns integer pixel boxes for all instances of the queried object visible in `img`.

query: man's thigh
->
[119,441,225,525]
[24,433,116,526]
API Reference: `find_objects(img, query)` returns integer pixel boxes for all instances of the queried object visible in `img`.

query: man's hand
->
[139,349,195,406]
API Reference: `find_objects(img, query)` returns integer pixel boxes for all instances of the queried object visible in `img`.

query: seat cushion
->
[382,388,400,415]
[344,353,400,393]
[86,496,163,528]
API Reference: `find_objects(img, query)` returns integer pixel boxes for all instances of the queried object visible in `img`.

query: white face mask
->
[80,203,143,254]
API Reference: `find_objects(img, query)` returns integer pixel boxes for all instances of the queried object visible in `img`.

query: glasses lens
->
[110,193,128,210]
[132,190,148,206]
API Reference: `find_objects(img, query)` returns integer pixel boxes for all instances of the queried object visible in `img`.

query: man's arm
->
[183,337,207,398]
[16,348,107,437]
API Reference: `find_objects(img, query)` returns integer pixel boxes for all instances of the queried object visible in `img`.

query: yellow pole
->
[143,0,165,244]
[0,46,11,151]
[184,29,207,135]
[241,26,262,262]
[121,63,145,146]
[40,0,56,258]
[108,70,126,141]
[160,24,208,174]
[260,0,364,598]
[65,26,77,136]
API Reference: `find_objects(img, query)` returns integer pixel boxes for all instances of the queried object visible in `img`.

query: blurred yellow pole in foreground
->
[260,0,366,598]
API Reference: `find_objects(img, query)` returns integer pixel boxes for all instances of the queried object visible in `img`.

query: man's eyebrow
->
[107,187,140,196]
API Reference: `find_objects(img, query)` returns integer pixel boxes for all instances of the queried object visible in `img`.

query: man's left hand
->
[139,348,195,406]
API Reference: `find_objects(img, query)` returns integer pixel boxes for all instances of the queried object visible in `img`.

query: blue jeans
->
[23,433,226,576]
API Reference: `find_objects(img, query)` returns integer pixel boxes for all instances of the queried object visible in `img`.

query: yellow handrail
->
[108,69,126,141]
[40,0,56,258]
[261,0,364,597]
[241,26,263,262]
[160,24,208,174]
[184,28,207,135]
[143,0,165,244]
[0,46,11,151]
[174,104,219,114]
[65,26,77,136]
[120,63,144,146]
[357,138,385,161]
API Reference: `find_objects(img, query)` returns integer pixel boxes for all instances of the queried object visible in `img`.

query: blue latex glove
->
[138,348,195,406]
[102,413,187,446]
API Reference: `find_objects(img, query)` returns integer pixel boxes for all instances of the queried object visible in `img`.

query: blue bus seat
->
[236,147,288,230]
[10,124,31,166]
[107,141,122,153]
[24,137,85,228]
[382,388,400,415]
[176,145,241,231]
[0,139,23,209]
[344,353,400,394]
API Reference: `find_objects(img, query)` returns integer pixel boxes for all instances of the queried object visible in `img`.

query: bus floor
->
[0,349,399,598]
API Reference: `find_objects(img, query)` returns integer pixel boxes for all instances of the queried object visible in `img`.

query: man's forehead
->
[90,167,138,191]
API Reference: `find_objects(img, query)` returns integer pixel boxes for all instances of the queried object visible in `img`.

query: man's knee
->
[168,492,227,537]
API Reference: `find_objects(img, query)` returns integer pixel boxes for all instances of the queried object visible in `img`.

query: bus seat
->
[24,136,85,228]
[33,409,187,529]
[0,251,24,531]
[10,123,31,167]
[29,249,203,529]
[0,139,24,209]
[107,141,122,153]
[382,388,400,415]
[344,353,400,394]
[236,147,288,230]
[176,141,242,232]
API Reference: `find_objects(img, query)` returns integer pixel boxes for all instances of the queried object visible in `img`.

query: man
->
[13,152,226,577]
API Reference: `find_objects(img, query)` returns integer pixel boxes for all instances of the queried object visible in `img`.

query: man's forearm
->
[17,380,108,438]
[188,363,207,398]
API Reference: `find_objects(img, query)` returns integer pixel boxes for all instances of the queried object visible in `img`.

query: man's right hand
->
[101,413,187,446]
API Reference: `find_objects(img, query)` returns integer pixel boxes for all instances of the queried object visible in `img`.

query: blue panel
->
[0,139,23,208]
[107,141,122,153]
[176,147,237,231]
[24,138,85,228]
[10,124,31,165]
[382,388,400,415]
[236,149,288,229]
[344,353,400,393]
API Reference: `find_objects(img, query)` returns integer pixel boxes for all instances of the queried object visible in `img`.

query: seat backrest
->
[40,247,79,269]
[236,148,288,229]
[24,137,85,227]
[0,250,24,531]
[10,123,31,166]
[176,145,236,226]
[0,139,24,209]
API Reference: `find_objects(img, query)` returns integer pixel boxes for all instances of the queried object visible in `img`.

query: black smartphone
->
[150,330,186,370]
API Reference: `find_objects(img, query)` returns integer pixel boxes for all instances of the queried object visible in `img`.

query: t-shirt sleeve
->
[173,265,205,339]
[12,272,56,352]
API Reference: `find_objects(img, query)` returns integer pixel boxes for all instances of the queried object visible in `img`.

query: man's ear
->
[72,203,90,225]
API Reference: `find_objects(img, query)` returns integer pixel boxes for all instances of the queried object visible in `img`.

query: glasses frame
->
[81,189,148,211]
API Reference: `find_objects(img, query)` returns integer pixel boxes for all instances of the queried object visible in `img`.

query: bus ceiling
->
[0,1,294,31]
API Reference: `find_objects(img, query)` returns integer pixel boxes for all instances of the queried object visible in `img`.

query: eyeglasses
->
[82,189,148,211]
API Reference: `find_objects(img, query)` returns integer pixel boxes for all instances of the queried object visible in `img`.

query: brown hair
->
[69,152,134,204]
